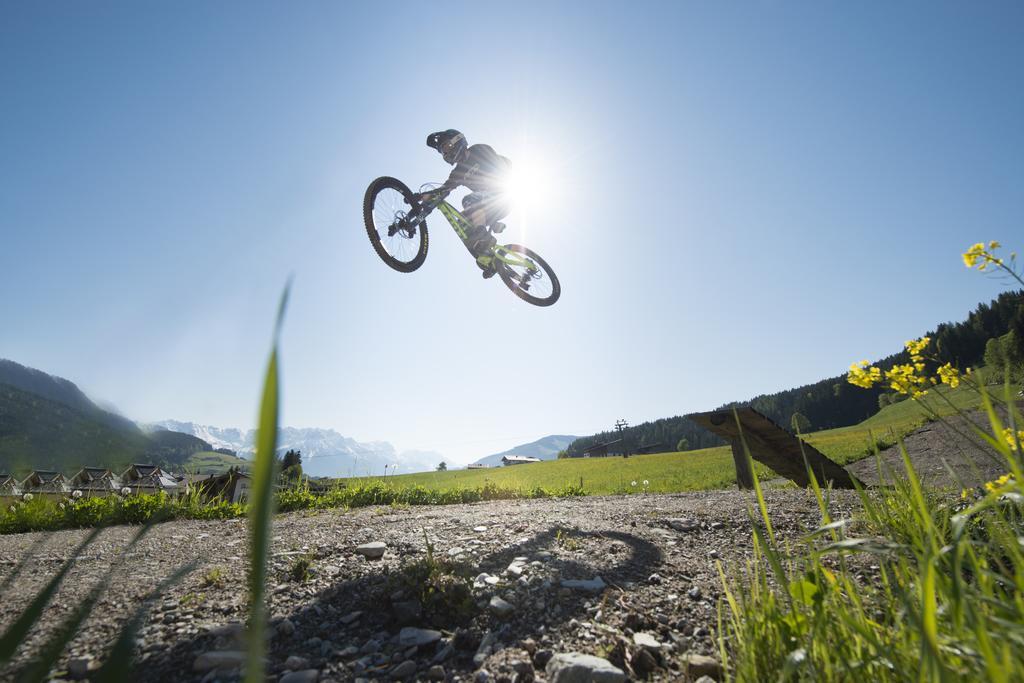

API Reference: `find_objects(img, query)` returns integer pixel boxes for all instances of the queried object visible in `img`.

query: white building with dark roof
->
[69,467,123,497]
[120,464,180,495]
[501,455,542,466]
[0,474,22,501]
[20,470,69,499]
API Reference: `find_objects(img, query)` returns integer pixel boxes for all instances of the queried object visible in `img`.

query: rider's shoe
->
[477,254,496,278]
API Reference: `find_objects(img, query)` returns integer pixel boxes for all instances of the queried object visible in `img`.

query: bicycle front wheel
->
[363,176,429,273]
[495,244,561,307]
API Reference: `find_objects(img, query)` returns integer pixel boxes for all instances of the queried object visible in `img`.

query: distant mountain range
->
[0,357,576,479]
[149,420,446,478]
[471,435,578,468]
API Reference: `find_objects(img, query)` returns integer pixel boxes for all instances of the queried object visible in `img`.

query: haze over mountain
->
[0,360,214,474]
[471,435,578,468]
[0,359,138,435]
[150,421,448,478]
[0,359,454,477]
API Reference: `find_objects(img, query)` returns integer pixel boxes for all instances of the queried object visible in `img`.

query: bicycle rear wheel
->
[363,176,429,273]
[495,244,560,307]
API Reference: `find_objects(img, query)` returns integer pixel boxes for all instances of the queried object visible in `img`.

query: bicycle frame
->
[431,198,538,272]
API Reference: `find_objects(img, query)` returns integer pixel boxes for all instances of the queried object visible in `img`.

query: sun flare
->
[501,153,552,212]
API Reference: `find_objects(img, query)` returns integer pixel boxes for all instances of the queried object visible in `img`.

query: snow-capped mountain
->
[148,421,445,478]
[153,420,250,453]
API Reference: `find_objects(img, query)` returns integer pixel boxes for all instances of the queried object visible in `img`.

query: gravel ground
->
[848,404,1022,489]
[0,489,861,683]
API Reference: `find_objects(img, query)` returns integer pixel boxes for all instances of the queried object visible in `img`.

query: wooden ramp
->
[688,407,862,489]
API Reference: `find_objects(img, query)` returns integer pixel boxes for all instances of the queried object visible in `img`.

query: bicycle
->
[362,176,561,307]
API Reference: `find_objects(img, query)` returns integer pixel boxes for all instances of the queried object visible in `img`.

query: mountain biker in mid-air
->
[418,129,512,278]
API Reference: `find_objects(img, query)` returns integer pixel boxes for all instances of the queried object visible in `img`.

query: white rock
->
[473,526,488,532]
[633,632,662,650]
[546,652,626,683]
[355,542,386,559]
[667,518,699,532]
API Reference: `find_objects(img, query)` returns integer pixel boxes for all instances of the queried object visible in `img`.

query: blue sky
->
[2,2,1022,464]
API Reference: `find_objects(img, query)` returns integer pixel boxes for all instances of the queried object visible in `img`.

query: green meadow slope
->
[333,383,999,495]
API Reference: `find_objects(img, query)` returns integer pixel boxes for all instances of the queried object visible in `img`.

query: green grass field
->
[185,450,251,474]
[331,383,999,495]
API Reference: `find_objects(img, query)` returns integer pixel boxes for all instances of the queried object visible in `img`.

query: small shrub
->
[201,567,225,589]
[287,555,312,583]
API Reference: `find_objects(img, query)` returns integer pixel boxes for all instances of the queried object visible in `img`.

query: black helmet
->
[427,129,467,164]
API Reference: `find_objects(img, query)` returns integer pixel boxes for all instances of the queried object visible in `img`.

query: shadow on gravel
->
[140,524,664,681]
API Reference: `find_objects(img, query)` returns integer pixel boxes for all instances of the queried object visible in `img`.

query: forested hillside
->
[0,359,138,433]
[566,290,1024,457]
[0,360,218,474]
[0,383,149,472]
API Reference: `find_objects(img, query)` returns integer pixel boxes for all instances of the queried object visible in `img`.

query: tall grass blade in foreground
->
[718,382,1024,681]
[245,282,290,683]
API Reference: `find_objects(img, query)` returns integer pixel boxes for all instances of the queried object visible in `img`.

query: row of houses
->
[0,465,251,504]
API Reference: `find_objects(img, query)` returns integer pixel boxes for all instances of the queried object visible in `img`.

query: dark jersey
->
[443,144,511,193]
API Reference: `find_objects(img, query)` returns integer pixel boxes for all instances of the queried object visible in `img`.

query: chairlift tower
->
[615,419,629,458]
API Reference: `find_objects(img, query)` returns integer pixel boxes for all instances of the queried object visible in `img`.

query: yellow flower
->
[989,241,1001,249]
[963,243,985,268]
[885,362,929,396]
[905,337,931,358]
[982,472,1015,495]
[936,363,960,388]
[848,361,882,389]
[1001,428,1024,451]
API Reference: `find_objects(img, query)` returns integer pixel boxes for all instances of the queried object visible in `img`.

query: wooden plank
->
[688,407,862,489]
[730,442,755,490]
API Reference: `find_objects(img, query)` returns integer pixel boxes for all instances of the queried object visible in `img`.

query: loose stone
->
[633,632,662,650]
[683,654,722,679]
[545,652,626,683]
[489,595,515,617]
[193,650,247,672]
[355,542,387,559]
[399,626,442,648]
[285,655,310,671]
[561,577,607,594]
[277,618,296,636]
[280,671,320,683]
[390,659,417,679]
